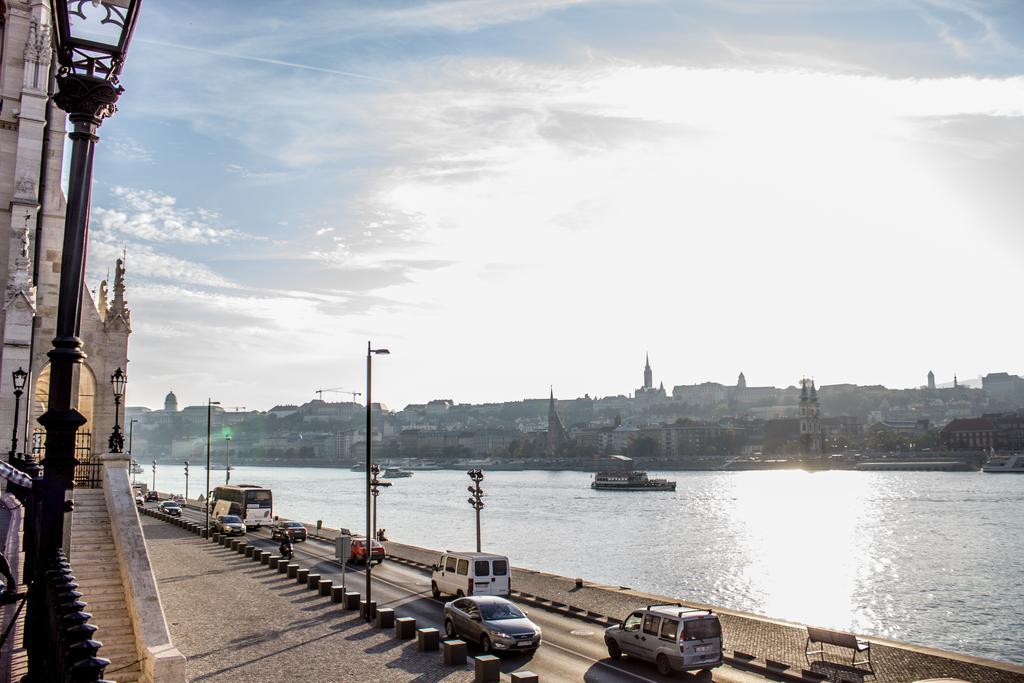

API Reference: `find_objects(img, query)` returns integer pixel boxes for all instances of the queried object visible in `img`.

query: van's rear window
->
[474,560,490,576]
[492,560,508,576]
[685,617,722,641]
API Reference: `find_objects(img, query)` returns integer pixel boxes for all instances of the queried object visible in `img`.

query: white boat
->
[381,467,413,479]
[591,471,676,491]
[981,454,1024,473]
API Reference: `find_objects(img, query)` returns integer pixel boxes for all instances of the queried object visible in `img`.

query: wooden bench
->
[805,626,872,672]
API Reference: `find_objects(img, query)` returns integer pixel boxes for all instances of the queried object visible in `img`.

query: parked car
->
[135,495,144,507]
[443,595,541,654]
[145,491,159,502]
[431,551,510,599]
[271,521,307,542]
[158,501,182,517]
[604,604,723,677]
[213,514,246,536]
[349,538,385,565]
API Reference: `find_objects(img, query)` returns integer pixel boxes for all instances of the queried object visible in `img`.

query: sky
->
[83,0,1024,411]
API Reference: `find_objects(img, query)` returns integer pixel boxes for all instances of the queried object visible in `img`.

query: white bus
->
[210,484,273,529]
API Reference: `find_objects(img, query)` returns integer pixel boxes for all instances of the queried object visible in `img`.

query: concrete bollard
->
[201,529,209,538]
[237,543,248,555]
[375,607,394,629]
[510,672,539,682]
[359,600,376,621]
[229,539,238,550]
[261,552,271,565]
[474,655,500,683]
[443,640,467,666]
[319,580,333,597]
[244,545,255,558]
[417,627,439,652]
[287,564,299,579]
[307,574,320,589]
[278,560,290,574]
[394,616,416,639]
[268,556,280,569]
[296,568,309,584]
[344,591,360,610]
[330,586,345,603]
[252,549,264,562]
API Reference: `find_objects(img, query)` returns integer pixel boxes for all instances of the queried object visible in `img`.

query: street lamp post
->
[9,367,27,466]
[127,418,138,457]
[184,461,190,501]
[224,429,232,485]
[365,342,389,617]
[151,460,156,494]
[467,470,484,552]
[205,399,220,537]
[109,367,126,452]
[32,2,143,677]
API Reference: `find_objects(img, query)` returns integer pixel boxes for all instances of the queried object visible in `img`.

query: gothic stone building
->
[0,0,130,462]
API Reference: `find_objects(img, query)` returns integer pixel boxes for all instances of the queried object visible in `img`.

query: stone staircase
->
[70,489,143,682]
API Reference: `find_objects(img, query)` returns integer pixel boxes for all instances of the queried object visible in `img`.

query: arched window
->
[33,363,97,431]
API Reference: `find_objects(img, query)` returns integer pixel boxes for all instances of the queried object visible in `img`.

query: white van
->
[431,552,511,599]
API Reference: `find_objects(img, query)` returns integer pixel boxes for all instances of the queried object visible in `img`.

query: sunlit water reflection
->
[150,467,1023,663]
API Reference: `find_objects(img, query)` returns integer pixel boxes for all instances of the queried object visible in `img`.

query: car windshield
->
[479,602,525,621]
[222,516,242,523]
[284,523,303,528]
[164,504,179,509]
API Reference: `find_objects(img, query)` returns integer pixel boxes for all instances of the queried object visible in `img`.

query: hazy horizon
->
[86,1,1024,412]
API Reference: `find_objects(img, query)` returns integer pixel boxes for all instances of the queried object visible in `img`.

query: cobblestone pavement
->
[384,541,1024,683]
[144,518,474,683]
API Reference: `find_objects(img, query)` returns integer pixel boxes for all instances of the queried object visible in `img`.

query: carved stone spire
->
[22,19,51,92]
[108,258,130,328]
[97,279,109,322]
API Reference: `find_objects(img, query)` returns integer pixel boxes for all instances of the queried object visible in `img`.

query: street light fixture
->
[205,399,220,537]
[109,367,126,452]
[34,3,143,677]
[365,342,389,618]
[127,417,139,456]
[369,464,392,544]
[467,469,484,552]
[9,367,28,466]
[224,427,232,485]
[151,460,156,494]
[184,461,190,501]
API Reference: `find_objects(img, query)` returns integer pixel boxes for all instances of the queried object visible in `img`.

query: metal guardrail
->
[37,549,110,682]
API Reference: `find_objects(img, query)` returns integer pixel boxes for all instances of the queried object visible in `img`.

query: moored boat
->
[981,454,1024,473]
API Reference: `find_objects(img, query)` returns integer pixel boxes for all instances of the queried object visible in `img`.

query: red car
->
[349,538,385,565]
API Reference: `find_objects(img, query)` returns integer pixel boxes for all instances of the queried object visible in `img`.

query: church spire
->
[643,353,653,390]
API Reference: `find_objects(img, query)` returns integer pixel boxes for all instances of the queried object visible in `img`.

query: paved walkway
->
[384,540,1024,683]
[143,517,475,683]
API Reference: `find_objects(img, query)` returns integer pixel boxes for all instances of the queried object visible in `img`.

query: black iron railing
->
[37,549,110,681]
[32,430,100,487]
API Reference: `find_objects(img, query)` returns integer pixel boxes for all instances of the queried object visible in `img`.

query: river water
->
[148,466,1023,664]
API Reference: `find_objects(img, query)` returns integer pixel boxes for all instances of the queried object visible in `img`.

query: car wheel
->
[480,635,492,654]
[444,619,456,639]
[606,639,622,660]
[431,581,441,599]
[455,590,464,598]
[656,653,673,677]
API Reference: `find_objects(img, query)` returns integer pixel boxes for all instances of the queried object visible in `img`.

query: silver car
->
[443,595,541,654]
[214,514,246,536]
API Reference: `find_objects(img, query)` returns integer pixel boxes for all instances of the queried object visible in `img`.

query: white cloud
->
[91,187,247,244]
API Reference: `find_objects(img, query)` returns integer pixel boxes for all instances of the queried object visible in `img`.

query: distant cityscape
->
[125,358,1024,469]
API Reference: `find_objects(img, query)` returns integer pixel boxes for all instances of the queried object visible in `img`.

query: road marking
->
[570,629,596,636]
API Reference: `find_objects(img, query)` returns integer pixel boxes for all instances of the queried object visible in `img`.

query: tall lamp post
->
[184,461,190,501]
[127,418,138,456]
[365,342,389,617]
[151,460,156,494]
[32,3,143,677]
[467,469,484,552]
[205,399,220,536]
[369,464,391,542]
[9,367,28,466]
[224,427,232,485]
[109,367,126,452]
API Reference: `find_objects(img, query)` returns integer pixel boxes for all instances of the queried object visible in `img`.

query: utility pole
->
[467,469,484,552]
